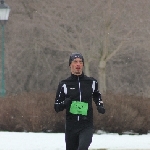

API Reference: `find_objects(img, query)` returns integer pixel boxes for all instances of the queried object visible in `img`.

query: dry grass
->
[93,92,150,134]
[0,92,149,133]
[0,92,65,132]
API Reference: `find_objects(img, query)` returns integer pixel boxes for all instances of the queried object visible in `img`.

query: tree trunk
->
[98,60,106,94]
[84,61,90,77]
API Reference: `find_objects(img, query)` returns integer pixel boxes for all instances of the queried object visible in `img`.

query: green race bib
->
[70,101,88,116]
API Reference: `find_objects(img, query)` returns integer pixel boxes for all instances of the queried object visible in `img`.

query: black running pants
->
[65,127,93,150]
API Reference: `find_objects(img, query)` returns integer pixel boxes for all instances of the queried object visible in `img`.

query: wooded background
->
[0,0,149,97]
[0,0,150,133]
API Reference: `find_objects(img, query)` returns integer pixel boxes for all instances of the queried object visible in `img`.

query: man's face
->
[70,58,84,75]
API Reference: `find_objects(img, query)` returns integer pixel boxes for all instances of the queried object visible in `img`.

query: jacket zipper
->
[77,76,81,121]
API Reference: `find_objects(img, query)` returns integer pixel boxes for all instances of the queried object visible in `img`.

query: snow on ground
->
[0,132,150,150]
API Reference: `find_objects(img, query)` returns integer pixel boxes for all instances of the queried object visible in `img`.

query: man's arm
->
[54,82,66,113]
[92,80,105,114]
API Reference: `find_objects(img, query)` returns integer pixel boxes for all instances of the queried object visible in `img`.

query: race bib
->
[70,101,88,115]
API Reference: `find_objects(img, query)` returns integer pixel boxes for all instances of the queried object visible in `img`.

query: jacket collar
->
[71,72,84,79]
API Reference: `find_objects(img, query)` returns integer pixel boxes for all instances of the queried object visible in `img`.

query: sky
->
[0,131,150,150]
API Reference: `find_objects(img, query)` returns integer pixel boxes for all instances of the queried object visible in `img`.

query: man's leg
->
[78,127,93,150]
[65,130,79,150]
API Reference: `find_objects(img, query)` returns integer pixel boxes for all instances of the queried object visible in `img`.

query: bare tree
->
[3,0,150,97]
[43,0,133,93]
[47,0,150,95]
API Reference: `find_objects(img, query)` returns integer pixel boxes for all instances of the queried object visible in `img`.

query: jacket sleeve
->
[92,79,104,107]
[54,82,66,113]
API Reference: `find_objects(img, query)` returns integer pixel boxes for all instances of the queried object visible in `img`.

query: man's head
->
[69,53,84,75]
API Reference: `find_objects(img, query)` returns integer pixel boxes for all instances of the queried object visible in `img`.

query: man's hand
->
[63,97,71,107]
[97,106,105,114]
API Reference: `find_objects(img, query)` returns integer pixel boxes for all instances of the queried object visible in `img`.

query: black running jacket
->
[54,73,104,124]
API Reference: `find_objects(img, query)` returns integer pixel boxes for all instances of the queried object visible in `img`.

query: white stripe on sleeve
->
[92,81,95,92]
[62,84,67,95]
